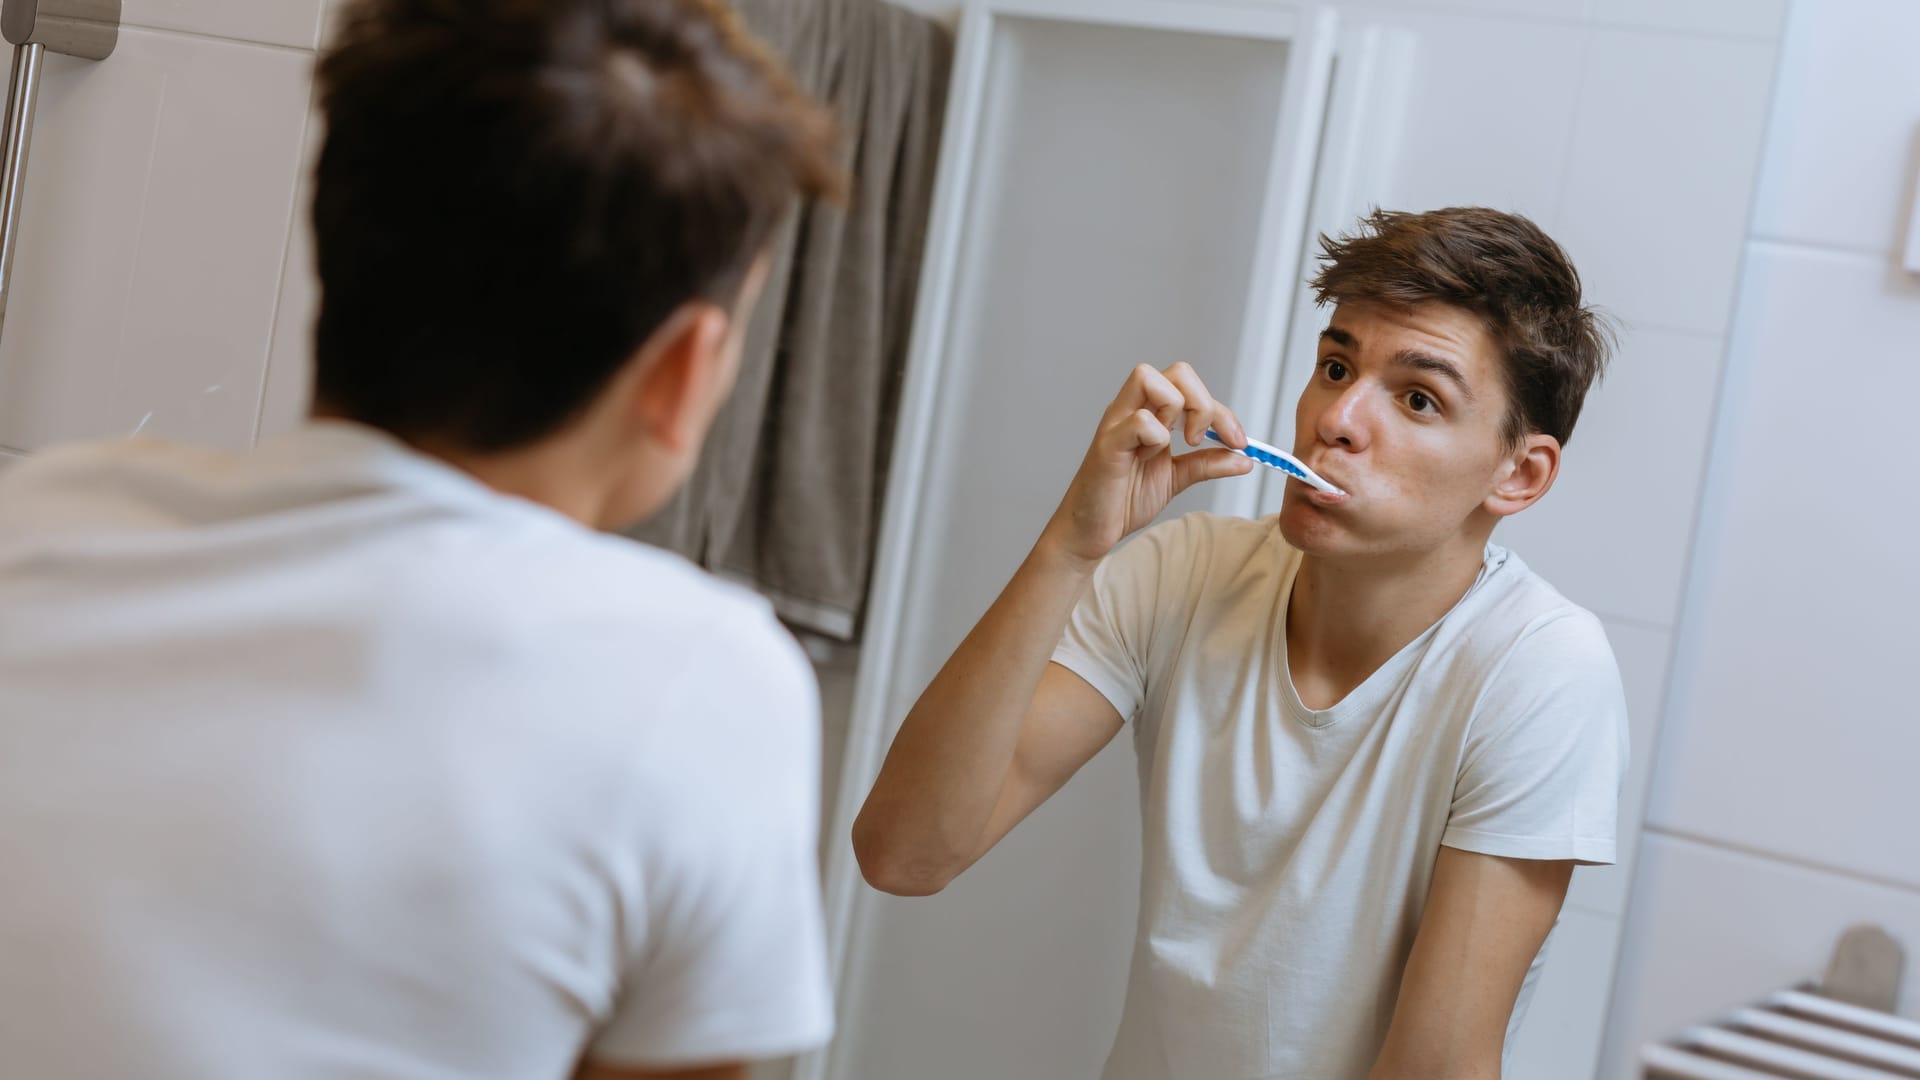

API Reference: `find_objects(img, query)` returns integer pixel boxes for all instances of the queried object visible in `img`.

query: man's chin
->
[1277,503,1347,555]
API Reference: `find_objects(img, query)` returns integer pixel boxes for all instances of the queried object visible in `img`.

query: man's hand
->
[856,364,1244,895]
[1040,363,1255,567]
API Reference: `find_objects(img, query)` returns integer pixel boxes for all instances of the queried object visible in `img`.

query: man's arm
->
[1368,847,1574,1080]
[853,544,1127,896]
[852,363,1253,896]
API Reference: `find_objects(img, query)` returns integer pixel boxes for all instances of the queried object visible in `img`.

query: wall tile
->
[1495,327,1724,628]
[1509,908,1622,1080]
[0,31,313,453]
[1598,832,1920,1079]
[259,119,319,441]
[119,0,326,51]
[1553,29,1776,335]
[1333,0,1589,23]
[1589,0,1786,40]
[1644,244,1920,891]
[1748,0,1920,254]
[1351,11,1588,222]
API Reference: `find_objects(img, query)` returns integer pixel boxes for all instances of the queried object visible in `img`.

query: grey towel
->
[628,0,952,641]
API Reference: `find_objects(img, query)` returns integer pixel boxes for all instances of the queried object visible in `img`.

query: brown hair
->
[1308,207,1613,447]
[311,0,845,451]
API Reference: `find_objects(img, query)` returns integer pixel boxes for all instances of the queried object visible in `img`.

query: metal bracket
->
[3,0,119,60]
[0,0,119,343]
[1819,923,1906,1014]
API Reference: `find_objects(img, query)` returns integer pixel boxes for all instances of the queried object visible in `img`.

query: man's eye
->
[1320,359,1348,382]
[1408,391,1436,414]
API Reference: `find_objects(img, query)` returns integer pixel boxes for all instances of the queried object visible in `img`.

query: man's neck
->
[1285,536,1491,711]
[310,411,626,529]
[433,438,616,528]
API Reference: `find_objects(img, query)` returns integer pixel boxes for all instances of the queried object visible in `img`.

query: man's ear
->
[628,301,733,453]
[1485,432,1560,518]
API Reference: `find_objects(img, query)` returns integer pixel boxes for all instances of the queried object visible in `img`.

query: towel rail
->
[0,0,117,343]
[1643,926,1917,1079]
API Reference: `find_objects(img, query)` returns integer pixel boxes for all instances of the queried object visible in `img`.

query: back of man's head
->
[311,0,842,453]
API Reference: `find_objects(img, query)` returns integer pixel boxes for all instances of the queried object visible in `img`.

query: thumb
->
[1171,447,1256,494]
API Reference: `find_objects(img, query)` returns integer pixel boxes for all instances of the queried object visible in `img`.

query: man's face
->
[1277,299,1521,560]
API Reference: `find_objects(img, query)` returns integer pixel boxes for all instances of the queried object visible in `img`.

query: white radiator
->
[1641,927,1918,1079]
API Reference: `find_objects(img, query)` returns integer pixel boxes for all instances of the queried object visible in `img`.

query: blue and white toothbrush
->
[1203,429,1346,496]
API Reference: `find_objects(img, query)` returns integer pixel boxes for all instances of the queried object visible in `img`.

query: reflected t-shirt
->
[1053,512,1628,1080]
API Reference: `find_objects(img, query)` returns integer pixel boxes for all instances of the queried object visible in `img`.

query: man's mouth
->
[1292,459,1350,501]
[1300,482,1349,505]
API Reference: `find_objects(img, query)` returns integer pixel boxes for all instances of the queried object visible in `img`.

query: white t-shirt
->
[0,422,833,1079]
[1052,512,1628,1080]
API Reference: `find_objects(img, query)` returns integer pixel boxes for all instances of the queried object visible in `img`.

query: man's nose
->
[1313,383,1371,452]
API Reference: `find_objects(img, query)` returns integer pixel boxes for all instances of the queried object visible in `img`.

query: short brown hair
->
[1308,207,1612,447]
[312,0,844,451]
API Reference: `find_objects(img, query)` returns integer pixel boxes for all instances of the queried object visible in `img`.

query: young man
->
[855,208,1631,1079]
[0,2,841,1078]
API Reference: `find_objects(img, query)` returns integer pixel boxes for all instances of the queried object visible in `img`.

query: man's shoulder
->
[1471,544,1592,626]
[490,527,798,657]
[440,531,817,761]
[1435,546,1617,689]
[0,438,220,521]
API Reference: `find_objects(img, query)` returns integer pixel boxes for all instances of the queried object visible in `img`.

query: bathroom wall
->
[1597,0,1920,1071]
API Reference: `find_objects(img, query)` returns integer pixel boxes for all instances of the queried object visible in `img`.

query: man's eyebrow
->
[1391,349,1475,401]
[1318,327,1357,349]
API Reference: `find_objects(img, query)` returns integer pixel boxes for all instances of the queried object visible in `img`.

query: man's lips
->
[1292,459,1351,499]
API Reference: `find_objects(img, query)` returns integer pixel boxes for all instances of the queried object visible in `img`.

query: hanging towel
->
[628,0,952,641]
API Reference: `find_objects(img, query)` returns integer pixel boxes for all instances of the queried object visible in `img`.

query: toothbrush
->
[1203,429,1346,496]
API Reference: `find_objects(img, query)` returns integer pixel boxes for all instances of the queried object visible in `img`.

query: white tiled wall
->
[1597,0,1920,1073]
[120,0,327,50]
[261,122,321,439]
[1748,0,1920,253]
[1358,11,1587,220]
[0,0,338,455]
[1498,327,1725,628]
[0,19,315,454]
[1590,0,1787,41]
[1550,28,1777,337]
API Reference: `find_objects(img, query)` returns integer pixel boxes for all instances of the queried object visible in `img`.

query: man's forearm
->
[1369,1057,1499,1080]
[851,535,1096,893]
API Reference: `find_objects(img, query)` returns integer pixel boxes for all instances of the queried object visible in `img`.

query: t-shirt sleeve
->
[588,614,833,1067]
[1050,514,1200,722]
[1441,611,1631,865]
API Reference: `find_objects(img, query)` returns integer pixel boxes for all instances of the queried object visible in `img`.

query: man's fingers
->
[1171,447,1255,494]
[1160,362,1250,448]
[1103,408,1171,456]
[1211,399,1248,448]
[1107,364,1185,426]
[1106,363,1248,451]
[1160,362,1221,446]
